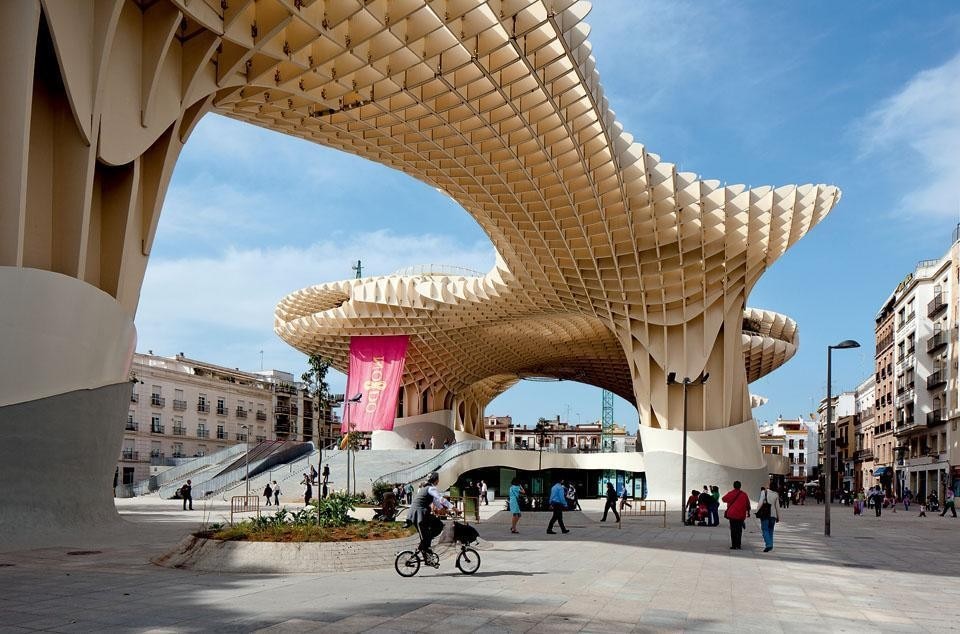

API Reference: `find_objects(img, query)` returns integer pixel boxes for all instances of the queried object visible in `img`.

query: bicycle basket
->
[453,521,479,544]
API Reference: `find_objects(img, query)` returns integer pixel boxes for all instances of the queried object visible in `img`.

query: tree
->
[301,355,333,446]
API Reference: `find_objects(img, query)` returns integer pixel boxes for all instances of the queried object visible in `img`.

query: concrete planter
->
[153,533,420,574]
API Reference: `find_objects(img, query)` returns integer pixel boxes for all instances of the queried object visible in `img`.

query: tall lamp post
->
[534,420,550,508]
[343,393,362,496]
[824,339,860,537]
[667,371,709,525]
[240,424,250,500]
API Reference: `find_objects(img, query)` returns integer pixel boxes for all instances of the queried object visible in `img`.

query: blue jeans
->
[760,517,776,548]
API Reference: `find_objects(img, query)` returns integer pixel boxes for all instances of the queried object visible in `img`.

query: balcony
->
[875,332,893,354]
[171,452,185,459]
[125,421,138,431]
[150,424,165,434]
[274,404,291,415]
[928,293,947,318]
[150,395,165,407]
[131,392,139,403]
[216,430,227,440]
[926,330,950,353]
[216,406,229,416]
[172,399,187,411]
[256,411,267,421]
[274,383,297,395]
[926,370,946,390]
[121,449,138,461]
[853,448,874,461]
[235,407,247,418]
[196,429,209,438]
[236,433,248,442]
[172,426,186,436]
[927,410,945,426]
[197,402,210,413]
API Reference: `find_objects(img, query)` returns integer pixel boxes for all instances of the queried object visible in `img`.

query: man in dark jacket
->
[697,486,713,526]
[180,480,193,511]
[721,480,750,549]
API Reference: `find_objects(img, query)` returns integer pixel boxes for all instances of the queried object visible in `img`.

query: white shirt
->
[757,489,781,520]
[426,484,454,510]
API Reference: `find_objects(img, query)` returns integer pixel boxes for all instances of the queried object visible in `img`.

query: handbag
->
[756,491,772,520]
[723,490,745,520]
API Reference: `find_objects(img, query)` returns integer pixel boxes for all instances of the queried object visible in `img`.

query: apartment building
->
[853,376,876,491]
[890,241,959,500]
[485,416,633,452]
[119,352,337,486]
[759,417,816,483]
[817,391,855,494]
[873,296,897,493]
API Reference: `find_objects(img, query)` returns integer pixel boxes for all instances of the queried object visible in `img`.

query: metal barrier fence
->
[230,495,260,524]
[619,498,667,527]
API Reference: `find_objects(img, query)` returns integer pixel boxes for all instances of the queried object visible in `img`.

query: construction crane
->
[601,389,614,451]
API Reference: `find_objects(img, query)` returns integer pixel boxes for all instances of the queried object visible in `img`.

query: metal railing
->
[928,293,947,317]
[391,264,483,278]
[197,402,210,413]
[151,395,165,407]
[926,370,946,390]
[116,444,249,498]
[374,440,488,486]
[927,410,945,426]
[196,429,209,438]
[175,441,313,499]
[125,421,138,431]
[173,399,187,410]
[219,443,341,500]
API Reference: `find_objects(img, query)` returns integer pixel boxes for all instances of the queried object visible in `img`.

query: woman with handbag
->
[756,485,781,552]
[721,481,751,550]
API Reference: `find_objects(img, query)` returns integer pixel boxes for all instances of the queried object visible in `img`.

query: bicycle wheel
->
[394,550,421,577]
[455,547,481,575]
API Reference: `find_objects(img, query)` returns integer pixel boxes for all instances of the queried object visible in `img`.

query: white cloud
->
[135,231,496,373]
[860,52,960,217]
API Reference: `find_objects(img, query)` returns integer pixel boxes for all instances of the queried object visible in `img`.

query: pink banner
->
[343,335,409,432]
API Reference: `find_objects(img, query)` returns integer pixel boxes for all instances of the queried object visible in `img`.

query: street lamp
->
[240,424,250,500]
[824,339,860,537]
[667,371,709,525]
[343,393,362,496]
[534,420,550,508]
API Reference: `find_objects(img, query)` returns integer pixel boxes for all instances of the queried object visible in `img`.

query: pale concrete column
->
[0,267,136,548]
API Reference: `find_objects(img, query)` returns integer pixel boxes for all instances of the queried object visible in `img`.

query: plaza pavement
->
[0,496,958,633]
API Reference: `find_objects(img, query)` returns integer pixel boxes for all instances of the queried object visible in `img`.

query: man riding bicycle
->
[406,472,454,557]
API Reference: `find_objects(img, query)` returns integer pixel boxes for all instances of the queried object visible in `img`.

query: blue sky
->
[138,1,960,431]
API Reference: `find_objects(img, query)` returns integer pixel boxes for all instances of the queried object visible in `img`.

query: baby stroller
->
[685,502,708,526]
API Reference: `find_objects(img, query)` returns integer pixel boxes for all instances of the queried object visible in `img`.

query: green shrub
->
[311,493,360,527]
[371,480,393,504]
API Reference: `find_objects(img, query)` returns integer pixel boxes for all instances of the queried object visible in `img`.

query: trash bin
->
[463,495,479,521]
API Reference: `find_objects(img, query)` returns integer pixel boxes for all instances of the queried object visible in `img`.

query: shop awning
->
[873,467,890,476]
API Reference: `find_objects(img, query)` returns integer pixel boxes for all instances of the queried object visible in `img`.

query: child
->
[919,503,927,518]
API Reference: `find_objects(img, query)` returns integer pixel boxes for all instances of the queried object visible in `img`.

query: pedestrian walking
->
[756,485,781,552]
[180,479,193,511]
[404,481,414,505]
[429,435,436,449]
[600,482,620,522]
[941,488,957,517]
[272,481,281,506]
[508,478,525,533]
[480,480,489,505]
[919,503,927,517]
[904,488,912,512]
[546,478,570,534]
[619,486,633,512]
[263,482,273,506]
[721,480,750,550]
[302,473,313,505]
[871,487,884,517]
[708,485,721,527]
[566,482,581,510]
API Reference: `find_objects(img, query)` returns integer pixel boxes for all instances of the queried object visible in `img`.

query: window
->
[788,439,795,450]
[772,447,779,455]
[799,439,805,450]
[217,398,227,416]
